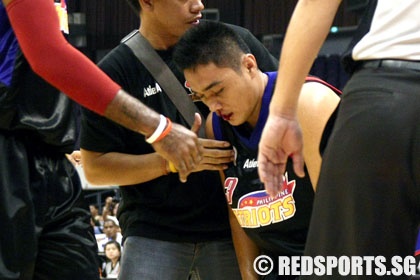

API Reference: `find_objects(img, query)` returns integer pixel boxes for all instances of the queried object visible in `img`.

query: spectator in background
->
[112,202,119,217]
[90,204,103,234]
[90,204,103,225]
[97,218,123,253]
[91,217,103,235]
[101,241,121,279]
[101,196,119,222]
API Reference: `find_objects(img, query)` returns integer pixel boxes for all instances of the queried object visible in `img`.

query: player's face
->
[150,0,204,39]
[184,55,264,127]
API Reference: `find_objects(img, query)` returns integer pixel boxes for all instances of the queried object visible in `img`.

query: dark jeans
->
[119,236,241,280]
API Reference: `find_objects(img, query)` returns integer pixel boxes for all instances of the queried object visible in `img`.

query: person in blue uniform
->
[173,21,341,279]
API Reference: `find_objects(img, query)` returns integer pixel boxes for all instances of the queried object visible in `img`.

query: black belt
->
[361,59,420,72]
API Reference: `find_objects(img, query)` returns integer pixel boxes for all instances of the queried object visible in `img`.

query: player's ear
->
[140,0,153,10]
[242,54,258,75]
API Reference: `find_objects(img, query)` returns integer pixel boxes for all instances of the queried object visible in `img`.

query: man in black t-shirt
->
[80,0,278,279]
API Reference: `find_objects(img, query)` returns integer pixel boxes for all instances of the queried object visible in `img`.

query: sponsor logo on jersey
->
[243,158,258,169]
[225,173,297,228]
[143,82,162,98]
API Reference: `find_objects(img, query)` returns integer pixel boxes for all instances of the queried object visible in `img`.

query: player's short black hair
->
[125,0,140,14]
[173,21,251,73]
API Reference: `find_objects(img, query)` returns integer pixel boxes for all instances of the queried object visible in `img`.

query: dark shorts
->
[303,67,420,278]
[0,133,99,280]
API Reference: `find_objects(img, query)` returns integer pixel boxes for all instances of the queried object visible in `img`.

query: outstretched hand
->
[190,113,233,172]
[258,114,305,197]
[152,114,203,182]
[192,138,233,172]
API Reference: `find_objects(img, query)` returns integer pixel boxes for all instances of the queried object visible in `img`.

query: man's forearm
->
[81,150,168,186]
[104,90,161,138]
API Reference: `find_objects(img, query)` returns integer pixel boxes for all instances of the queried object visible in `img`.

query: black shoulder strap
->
[122,30,205,137]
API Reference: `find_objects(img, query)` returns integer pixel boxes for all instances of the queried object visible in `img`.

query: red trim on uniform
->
[304,76,342,95]
[6,0,119,115]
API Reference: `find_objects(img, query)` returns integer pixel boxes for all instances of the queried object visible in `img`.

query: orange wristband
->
[146,115,167,143]
[155,118,173,143]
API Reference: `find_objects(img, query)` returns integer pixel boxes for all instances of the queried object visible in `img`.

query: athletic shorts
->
[0,132,100,280]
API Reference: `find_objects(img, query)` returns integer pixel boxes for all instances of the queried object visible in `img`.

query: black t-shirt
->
[81,24,278,242]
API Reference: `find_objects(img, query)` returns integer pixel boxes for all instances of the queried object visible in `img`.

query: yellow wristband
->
[168,161,178,173]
